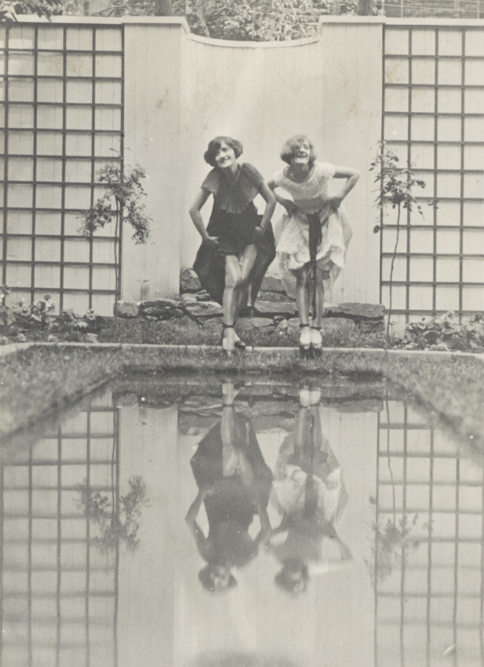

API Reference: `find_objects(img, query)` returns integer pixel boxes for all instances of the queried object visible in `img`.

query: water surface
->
[1,374,483,667]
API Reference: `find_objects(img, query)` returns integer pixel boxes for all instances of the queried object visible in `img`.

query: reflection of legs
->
[237,450,255,487]
[221,383,240,477]
[295,265,311,354]
[303,414,318,517]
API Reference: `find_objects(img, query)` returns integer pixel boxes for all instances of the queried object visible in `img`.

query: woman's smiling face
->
[291,138,311,166]
[214,141,237,170]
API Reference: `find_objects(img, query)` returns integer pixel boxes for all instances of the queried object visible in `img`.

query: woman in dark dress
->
[185,383,273,593]
[190,137,276,354]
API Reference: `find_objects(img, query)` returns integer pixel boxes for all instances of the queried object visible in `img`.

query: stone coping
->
[1,341,483,366]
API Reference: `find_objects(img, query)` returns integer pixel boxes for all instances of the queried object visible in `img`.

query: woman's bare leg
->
[236,244,257,318]
[295,265,311,352]
[223,256,242,351]
[313,267,326,328]
[309,267,325,354]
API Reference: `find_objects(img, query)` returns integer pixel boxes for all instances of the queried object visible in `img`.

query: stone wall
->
[114,268,385,337]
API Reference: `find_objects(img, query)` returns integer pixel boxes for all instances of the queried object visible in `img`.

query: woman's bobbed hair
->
[280,135,316,166]
[198,565,238,593]
[204,136,243,167]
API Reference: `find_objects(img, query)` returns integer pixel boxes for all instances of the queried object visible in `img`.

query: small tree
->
[371,142,427,337]
[0,0,61,20]
[79,160,151,314]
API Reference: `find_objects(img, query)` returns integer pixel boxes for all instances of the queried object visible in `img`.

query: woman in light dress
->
[268,135,360,357]
[268,386,351,594]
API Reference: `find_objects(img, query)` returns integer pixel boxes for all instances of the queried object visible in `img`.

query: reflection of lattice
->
[0,397,119,667]
[374,400,484,666]
[382,25,484,325]
[0,23,124,316]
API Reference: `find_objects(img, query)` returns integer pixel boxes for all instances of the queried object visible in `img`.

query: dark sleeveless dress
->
[193,163,275,306]
[190,413,273,568]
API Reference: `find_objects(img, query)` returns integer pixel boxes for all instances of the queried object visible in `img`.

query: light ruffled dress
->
[271,161,353,294]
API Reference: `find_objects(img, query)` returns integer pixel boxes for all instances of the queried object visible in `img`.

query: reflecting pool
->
[1,374,483,667]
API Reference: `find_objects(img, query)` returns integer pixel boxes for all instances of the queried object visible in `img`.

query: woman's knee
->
[315,267,330,287]
[296,270,310,288]
[225,268,242,290]
[224,257,240,288]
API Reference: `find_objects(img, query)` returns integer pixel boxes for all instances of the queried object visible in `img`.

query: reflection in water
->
[368,399,424,584]
[1,375,484,666]
[76,475,148,553]
[369,511,422,585]
[268,387,351,594]
[186,383,273,593]
[189,652,302,666]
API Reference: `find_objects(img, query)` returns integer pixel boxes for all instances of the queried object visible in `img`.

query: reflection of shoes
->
[299,324,311,359]
[310,326,322,357]
[309,388,321,405]
[222,324,235,355]
[222,382,238,406]
[300,387,311,407]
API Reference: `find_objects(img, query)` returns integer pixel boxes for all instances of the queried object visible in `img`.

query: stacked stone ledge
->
[113,268,386,335]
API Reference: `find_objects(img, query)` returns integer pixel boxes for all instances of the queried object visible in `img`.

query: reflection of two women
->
[185,383,273,592]
[268,387,351,594]
[185,384,351,595]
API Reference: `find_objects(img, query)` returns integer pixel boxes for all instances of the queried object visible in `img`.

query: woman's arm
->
[189,188,219,246]
[256,182,276,231]
[185,489,205,525]
[255,506,272,548]
[267,178,297,216]
[328,167,361,211]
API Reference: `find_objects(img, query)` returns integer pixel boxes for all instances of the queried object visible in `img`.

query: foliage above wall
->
[91,0,357,40]
[0,0,61,20]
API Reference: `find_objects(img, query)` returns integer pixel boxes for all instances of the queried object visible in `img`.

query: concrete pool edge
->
[2,342,484,454]
[2,341,483,370]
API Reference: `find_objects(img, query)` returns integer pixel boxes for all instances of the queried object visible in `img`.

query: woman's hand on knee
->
[203,235,219,247]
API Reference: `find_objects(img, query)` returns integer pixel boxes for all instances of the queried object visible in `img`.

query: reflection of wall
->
[175,407,378,667]
[0,391,118,667]
[117,406,178,667]
[376,401,484,667]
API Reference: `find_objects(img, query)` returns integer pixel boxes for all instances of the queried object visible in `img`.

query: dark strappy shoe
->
[310,326,323,358]
[219,325,246,351]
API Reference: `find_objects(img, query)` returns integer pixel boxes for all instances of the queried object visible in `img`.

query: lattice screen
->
[0,23,123,316]
[382,26,484,325]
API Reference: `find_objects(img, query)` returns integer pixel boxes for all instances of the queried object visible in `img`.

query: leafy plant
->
[78,160,151,315]
[91,0,351,41]
[76,475,148,553]
[401,311,484,352]
[0,0,61,20]
[0,287,106,343]
[371,142,428,337]
[0,293,56,333]
[368,512,421,583]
